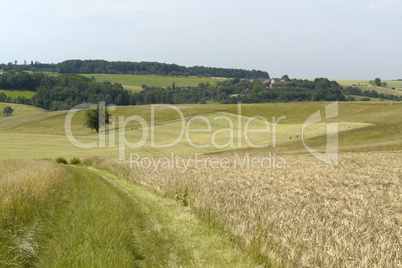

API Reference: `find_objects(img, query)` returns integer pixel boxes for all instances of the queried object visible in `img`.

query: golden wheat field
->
[98,151,402,267]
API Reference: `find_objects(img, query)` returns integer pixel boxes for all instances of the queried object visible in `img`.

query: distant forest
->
[2,71,399,111]
[0,72,126,110]
[0,60,269,79]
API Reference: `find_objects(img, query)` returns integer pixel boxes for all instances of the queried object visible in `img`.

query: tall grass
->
[35,166,261,267]
[96,151,401,267]
[0,159,66,266]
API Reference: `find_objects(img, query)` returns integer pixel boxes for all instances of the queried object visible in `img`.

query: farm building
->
[260,78,289,87]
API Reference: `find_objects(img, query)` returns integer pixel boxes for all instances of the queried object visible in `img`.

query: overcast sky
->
[1,0,401,79]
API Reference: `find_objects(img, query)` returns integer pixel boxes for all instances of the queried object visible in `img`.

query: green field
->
[0,89,36,99]
[0,159,261,267]
[0,102,45,116]
[80,74,227,91]
[1,100,401,267]
[0,101,400,160]
[334,79,402,96]
[383,80,402,90]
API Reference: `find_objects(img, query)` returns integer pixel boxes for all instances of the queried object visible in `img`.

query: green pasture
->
[2,101,399,160]
[334,79,402,96]
[80,74,227,91]
[334,79,372,87]
[0,113,370,160]
[0,102,45,116]
[0,89,35,99]
[383,80,402,90]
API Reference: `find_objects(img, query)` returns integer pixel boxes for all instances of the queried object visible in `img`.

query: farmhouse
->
[259,78,289,87]
[260,78,271,84]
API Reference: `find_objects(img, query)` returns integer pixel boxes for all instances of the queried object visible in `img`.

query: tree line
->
[342,86,401,101]
[0,71,46,91]
[0,60,269,79]
[31,74,127,110]
[129,78,347,105]
[0,61,56,73]
[1,72,400,110]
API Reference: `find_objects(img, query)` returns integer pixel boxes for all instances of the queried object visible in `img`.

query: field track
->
[29,166,261,267]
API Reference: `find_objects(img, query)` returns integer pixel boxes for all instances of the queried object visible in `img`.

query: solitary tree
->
[375,78,381,86]
[85,105,111,132]
[3,106,13,116]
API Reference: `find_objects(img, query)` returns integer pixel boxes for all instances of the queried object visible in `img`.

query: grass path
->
[33,166,262,267]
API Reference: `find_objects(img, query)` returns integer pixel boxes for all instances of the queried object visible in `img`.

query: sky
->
[1,0,401,79]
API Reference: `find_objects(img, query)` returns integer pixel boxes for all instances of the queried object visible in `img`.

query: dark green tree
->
[281,74,291,81]
[85,105,111,132]
[3,106,14,116]
[375,78,381,86]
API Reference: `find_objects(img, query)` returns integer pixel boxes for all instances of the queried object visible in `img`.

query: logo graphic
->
[302,102,339,167]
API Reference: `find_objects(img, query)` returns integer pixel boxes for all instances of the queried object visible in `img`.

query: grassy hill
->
[80,74,227,91]
[0,101,401,160]
[334,79,402,96]
[1,101,400,267]
[0,102,45,116]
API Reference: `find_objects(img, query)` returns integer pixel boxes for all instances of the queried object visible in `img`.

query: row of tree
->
[0,93,31,104]
[31,74,128,110]
[0,72,130,109]
[127,78,347,105]
[0,71,46,91]
[342,86,402,101]
[0,61,57,73]
[0,60,269,79]
[1,72,401,110]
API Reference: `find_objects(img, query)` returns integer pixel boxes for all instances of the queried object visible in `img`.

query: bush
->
[70,157,81,165]
[55,157,68,164]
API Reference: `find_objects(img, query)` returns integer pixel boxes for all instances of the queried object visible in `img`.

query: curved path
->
[33,166,261,267]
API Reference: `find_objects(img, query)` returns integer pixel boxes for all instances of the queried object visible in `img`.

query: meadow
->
[334,79,402,96]
[0,160,66,266]
[0,102,45,116]
[0,160,259,267]
[1,102,396,160]
[0,89,35,99]
[0,100,401,267]
[80,74,227,91]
